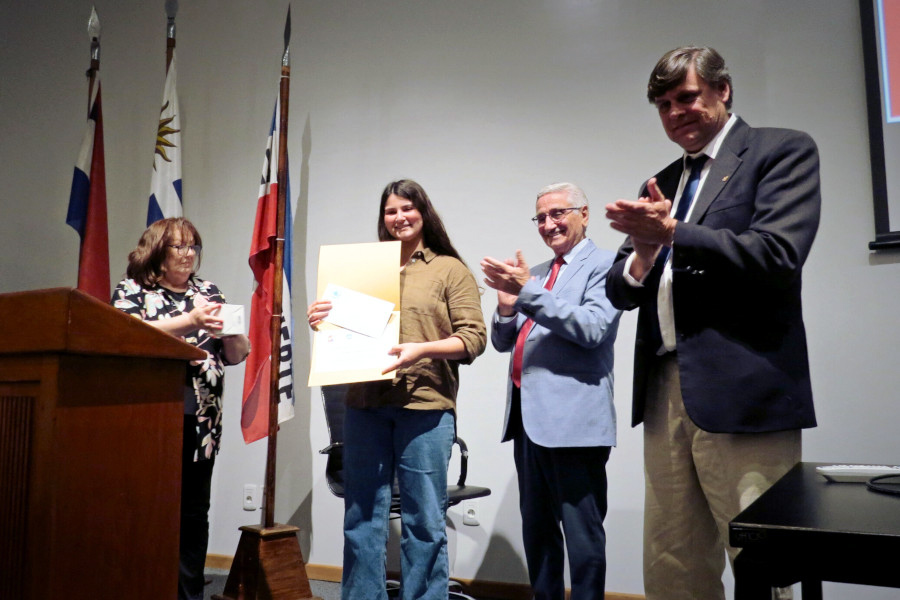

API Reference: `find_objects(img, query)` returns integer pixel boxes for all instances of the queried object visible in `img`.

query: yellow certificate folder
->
[308,241,401,387]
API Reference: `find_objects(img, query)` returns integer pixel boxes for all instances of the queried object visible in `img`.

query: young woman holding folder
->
[307,179,486,600]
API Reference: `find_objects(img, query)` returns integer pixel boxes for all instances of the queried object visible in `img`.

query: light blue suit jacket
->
[492,239,621,447]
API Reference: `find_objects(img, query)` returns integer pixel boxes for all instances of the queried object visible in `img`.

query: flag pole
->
[213,7,318,600]
[148,0,183,226]
[67,5,110,302]
[263,4,291,529]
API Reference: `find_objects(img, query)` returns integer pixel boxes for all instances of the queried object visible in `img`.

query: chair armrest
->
[454,437,470,487]
[319,442,344,455]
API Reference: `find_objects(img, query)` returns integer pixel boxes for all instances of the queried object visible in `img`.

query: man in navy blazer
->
[482,182,621,600]
[605,47,820,600]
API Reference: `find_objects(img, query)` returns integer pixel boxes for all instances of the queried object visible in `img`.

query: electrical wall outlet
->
[243,484,258,511]
[462,500,479,526]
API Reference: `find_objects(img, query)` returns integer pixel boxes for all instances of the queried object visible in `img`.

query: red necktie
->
[511,255,564,388]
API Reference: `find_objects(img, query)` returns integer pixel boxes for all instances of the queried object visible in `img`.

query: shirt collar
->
[415,247,437,263]
[558,237,589,265]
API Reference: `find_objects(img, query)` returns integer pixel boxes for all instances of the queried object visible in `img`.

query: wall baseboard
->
[205,554,234,571]
[205,555,643,600]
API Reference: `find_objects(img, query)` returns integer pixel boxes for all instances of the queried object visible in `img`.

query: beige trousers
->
[642,355,800,600]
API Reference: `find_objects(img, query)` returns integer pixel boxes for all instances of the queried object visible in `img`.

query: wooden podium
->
[0,288,206,600]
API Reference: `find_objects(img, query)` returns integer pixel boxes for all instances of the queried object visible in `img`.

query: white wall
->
[3,1,900,598]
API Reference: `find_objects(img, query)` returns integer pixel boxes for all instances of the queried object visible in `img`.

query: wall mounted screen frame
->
[861,0,900,249]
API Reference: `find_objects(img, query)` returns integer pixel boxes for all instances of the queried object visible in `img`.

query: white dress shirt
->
[625,114,738,353]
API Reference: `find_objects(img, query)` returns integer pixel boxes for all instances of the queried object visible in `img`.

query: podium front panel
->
[1,353,186,600]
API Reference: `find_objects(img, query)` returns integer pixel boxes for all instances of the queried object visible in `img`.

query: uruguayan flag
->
[147,49,182,225]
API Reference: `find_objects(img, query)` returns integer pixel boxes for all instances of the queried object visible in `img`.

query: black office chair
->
[319,383,491,600]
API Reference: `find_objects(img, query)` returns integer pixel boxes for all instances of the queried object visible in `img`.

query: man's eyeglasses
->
[531,207,579,226]
[168,244,202,256]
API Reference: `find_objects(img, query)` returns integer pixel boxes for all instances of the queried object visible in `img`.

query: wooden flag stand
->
[212,525,318,600]
[213,8,320,600]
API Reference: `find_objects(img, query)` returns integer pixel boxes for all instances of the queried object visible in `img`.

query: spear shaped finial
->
[165,0,178,39]
[282,5,291,67]
[88,6,101,62]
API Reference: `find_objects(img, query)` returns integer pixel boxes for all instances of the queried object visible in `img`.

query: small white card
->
[322,283,395,338]
[218,304,245,336]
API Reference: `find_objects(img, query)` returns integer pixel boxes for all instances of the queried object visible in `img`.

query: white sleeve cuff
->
[623,252,646,287]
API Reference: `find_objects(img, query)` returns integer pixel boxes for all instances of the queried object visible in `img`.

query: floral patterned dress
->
[112,275,227,461]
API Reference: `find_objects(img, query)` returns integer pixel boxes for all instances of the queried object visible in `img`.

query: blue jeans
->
[342,406,455,600]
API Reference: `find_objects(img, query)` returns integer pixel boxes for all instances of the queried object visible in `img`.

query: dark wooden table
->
[729,462,900,599]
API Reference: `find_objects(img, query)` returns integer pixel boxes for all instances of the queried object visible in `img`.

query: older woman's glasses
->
[531,207,579,226]
[168,244,202,255]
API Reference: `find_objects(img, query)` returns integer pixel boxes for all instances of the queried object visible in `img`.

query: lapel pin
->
[722,175,730,182]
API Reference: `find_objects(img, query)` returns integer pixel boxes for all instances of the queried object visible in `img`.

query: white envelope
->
[321,283,395,338]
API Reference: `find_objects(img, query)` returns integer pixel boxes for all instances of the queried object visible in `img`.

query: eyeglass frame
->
[167,244,202,256]
[530,206,581,226]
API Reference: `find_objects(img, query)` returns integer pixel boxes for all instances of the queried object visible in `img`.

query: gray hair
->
[536,182,588,208]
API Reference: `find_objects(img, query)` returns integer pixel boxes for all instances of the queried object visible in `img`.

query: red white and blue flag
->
[241,98,295,444]
[66,75,110,301]
[147,49,183,225]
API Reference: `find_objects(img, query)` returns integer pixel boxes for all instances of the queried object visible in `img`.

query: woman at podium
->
[111,217,250,600]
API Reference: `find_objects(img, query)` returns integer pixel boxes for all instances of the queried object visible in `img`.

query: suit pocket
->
[700,199,754,232]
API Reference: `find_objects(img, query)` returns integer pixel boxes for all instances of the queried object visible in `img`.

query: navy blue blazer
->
[492,239,621,447]
[607,118,820,434]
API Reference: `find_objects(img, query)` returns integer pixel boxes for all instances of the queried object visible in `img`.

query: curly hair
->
[126,217,203,287]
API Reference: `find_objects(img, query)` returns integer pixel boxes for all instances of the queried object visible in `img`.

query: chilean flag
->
[66,75,110,301]
[241,98,295,444]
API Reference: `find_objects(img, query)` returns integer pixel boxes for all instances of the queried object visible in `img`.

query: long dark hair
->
[377,179,463,262]
[126,217,203,287]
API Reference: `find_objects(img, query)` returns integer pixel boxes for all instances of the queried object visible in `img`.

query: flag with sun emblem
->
[241,98,295,444]
[147,49,182,226]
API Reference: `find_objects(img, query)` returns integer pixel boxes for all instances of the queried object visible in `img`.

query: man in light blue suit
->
[481,182,621,600]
